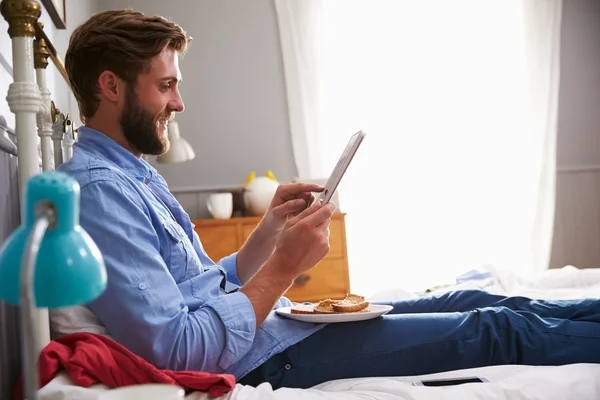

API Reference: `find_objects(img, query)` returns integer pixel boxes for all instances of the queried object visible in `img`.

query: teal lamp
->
[0,172,107,400]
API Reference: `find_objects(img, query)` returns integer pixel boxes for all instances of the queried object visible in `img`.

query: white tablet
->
[318,130,366,204]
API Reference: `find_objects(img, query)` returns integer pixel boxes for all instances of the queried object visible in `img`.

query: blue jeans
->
[239,290,600,389]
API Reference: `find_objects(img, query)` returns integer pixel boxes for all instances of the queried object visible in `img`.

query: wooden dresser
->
[192,213,350,302]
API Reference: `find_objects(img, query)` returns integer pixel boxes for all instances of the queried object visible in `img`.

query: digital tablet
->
[318,130,366,204]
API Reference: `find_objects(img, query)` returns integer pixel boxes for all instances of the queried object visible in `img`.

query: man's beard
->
[120,88,173,156]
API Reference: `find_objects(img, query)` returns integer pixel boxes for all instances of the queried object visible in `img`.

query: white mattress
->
[39,266,600,400]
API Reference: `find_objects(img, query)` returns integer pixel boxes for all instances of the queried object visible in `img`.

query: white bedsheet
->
[39,266,600,400]
[234,364,600,400]
[40,364,600,400]
[369,265,600,302]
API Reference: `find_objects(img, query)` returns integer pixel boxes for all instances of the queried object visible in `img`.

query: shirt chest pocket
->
[163,219,201,282]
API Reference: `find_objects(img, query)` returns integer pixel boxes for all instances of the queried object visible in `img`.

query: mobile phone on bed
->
[318,130,366,204]
[412,376,489,386]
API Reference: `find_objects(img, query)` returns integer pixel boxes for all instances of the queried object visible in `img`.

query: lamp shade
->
[0,172,107,308]
[156,121,195,164]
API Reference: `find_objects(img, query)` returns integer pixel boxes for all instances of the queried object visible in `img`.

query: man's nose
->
[169,90,185,113]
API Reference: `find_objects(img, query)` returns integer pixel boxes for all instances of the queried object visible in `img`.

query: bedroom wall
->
[0,1,100,398]
[549,0,600,269]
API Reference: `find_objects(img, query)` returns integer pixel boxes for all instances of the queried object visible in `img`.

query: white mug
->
[206,192,233,219]
[98,384,185,400]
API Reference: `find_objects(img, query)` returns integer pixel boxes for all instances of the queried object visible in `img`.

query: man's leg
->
[383,290,600,321]
[240,305,600,389]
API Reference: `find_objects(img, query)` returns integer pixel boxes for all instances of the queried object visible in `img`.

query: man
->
[58,9,600,390]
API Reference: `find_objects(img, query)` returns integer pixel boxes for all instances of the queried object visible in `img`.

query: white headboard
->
[0,1,75,397]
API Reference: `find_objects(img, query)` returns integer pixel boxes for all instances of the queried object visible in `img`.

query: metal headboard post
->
[1,0,51,368]
[34,22,54,172]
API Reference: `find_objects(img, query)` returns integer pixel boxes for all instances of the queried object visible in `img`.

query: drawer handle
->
[293,274,310,287]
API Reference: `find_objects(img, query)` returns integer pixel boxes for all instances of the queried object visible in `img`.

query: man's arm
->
[234,222,280,283]
[80,178,255,372]
[240,201,335,327]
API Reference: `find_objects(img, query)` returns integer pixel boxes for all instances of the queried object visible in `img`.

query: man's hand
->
[235,182,324,283]
[240,200,336,328]
[272,200,335,278]
[262,182,325,234]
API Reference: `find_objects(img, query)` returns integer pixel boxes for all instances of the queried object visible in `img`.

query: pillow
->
[50,306,111,339]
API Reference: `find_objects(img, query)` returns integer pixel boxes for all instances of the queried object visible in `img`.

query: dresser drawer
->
[194,225,239,262]
[283,259,349,303]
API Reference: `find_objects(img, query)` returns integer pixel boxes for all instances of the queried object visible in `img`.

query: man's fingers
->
[304,193,316,209]
[294,192,315,214]
[289,201,335,229]
[308,202,336,226]
[271,199,305,219]
[288,183,324,193]
[277,183,324,201]
[287,199,325,227]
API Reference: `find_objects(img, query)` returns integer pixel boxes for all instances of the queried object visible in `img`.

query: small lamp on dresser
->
[0,172,107,400]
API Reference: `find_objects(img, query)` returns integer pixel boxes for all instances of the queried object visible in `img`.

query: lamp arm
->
[20,205,54,400]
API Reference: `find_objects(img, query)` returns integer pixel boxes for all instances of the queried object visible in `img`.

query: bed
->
[37,266,600,399]
[1,1,600,399]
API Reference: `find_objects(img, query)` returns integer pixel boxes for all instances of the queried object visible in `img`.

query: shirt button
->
[284,364,292,371]
[138,283,147,290]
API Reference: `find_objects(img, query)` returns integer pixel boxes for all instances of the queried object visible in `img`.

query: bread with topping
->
[332,294,369,313]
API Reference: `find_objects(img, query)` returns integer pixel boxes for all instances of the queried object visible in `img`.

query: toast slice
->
[332,293,369,313]
[313,299,337,314]
[289,294,370,315]
[290,304,315,314]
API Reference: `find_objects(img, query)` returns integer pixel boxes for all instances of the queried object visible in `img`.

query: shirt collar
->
[76,126,157,183]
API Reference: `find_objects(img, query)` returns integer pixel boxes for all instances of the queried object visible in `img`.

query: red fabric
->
[13,332,236,399]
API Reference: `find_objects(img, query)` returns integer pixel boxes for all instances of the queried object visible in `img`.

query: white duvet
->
[39,266,600,400]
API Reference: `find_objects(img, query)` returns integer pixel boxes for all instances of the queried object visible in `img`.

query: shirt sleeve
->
[217,253,242,287]
[79,176,256,372]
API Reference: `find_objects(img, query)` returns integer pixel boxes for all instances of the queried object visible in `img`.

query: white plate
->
[275,304,394,323]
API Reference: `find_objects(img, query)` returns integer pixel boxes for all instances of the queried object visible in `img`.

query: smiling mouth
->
[157,120,168,131]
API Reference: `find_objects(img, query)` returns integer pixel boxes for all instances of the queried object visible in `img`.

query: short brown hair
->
[65,9,192,121]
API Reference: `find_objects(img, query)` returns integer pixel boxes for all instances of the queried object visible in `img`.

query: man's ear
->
[97,71,124,102]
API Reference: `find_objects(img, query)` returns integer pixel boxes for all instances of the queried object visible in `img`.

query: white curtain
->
[274,0,325,179]
[275,0,562,295]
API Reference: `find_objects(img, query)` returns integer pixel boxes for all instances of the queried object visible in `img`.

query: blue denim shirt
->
[57,127,324,379]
